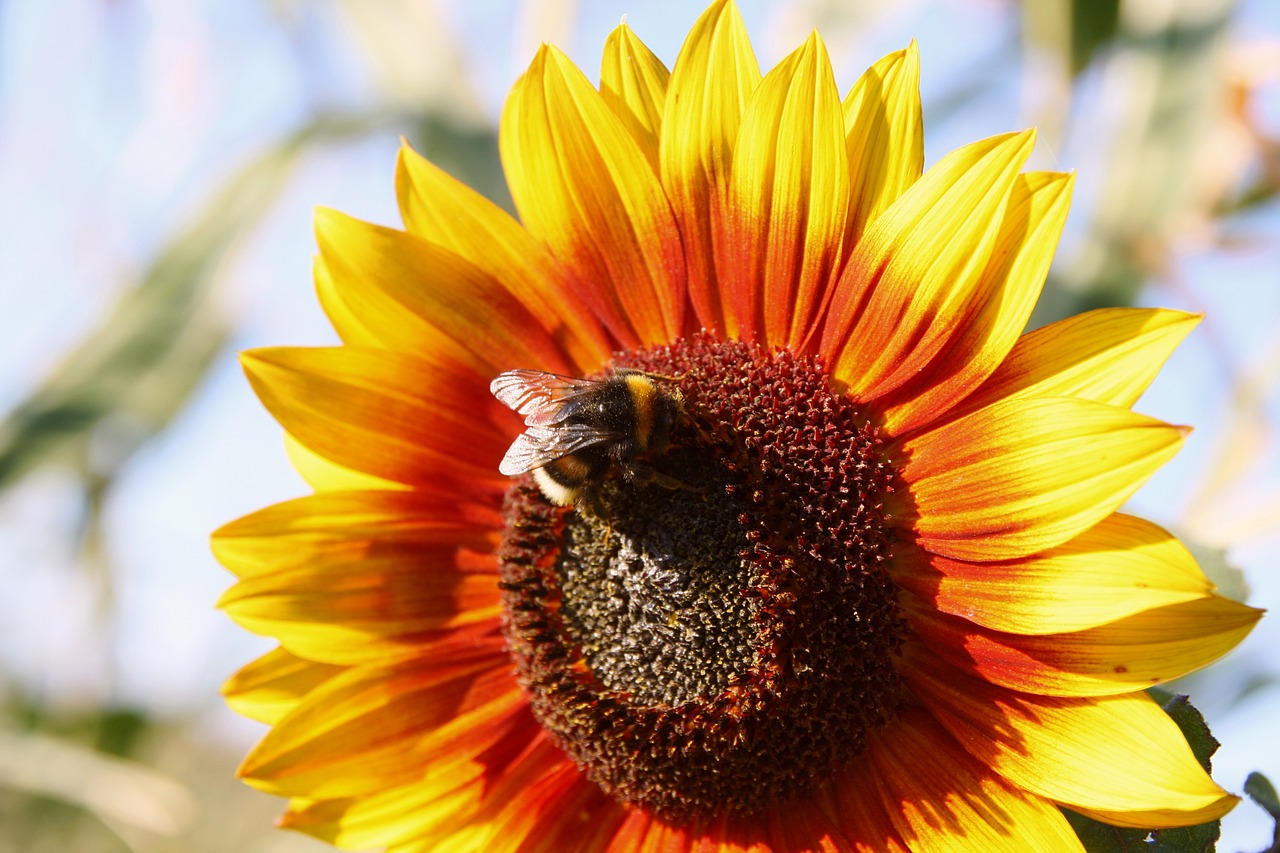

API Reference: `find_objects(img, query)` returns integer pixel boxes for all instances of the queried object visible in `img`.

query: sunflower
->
[214,2,1262,850]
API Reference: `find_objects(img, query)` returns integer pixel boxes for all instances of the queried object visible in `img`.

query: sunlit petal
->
[906,593,1262,696]
[876,171,1075,436]
[890,513,1215,635]
[904,648,1239,827]
[957,307,1202,415]
[866,709,1084,852]
[600,23,670,170]
[721,32,848,350]
[502,45,685,347]
[842,43,923,246]
[892,396,1187,561]
[661,0,760,333]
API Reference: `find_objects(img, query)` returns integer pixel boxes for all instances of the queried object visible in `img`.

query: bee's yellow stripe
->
[625,375,657,450]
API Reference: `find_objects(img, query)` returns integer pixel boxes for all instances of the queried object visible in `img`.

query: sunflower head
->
[215,2,1261,850]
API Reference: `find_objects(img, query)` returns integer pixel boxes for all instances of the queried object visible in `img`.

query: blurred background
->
[1,0,1278,850]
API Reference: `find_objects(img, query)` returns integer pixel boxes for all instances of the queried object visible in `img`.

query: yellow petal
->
[395,144,611,373]
[866,709,1084,852]
[600,23,669,171]
[906,592,1262,696]
[821,131,1036,400]
[877,171,1075,436]
[722,31,848,350]
[211,488,500,579]
[214,490,501,663]
[284,431,407,493]
[239,641,519,799]
[315,207,574,377]
[890,513,1215,635]
[282,756,494,849]
[222,647,344,725]
[905,648,1239,827]
[960,308,1202,415]
[220,566,500,665]
[240,346,509,494]
[501,45,686,347]
[892,396,1188,562]
[660,0,761,332]
[843,43,924,246]
[314,254,379,349]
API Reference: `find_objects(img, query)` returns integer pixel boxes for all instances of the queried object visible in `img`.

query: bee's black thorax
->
[552,372,681,487]
[562,375,643,442]
[492,365,685,507]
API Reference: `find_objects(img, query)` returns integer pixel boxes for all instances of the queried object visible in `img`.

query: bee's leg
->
[649,471,688,491]
[626,462,698,494]
[575,488,606,520]
[574,489,615,546]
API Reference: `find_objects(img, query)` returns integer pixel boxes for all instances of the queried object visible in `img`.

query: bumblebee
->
[490,368,685,507]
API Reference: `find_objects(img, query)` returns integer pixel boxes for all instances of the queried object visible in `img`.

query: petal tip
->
[237,348,268,372]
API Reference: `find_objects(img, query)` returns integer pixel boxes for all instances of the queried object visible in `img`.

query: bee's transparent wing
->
[490,369,600,426]
[498,423,617,476]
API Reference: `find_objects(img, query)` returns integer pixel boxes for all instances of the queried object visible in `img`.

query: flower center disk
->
[498,335,906,821]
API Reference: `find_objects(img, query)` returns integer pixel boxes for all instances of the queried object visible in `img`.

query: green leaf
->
[1244,772,1280,853]
[1151,690,1221,772]
[1245,771,1280,818]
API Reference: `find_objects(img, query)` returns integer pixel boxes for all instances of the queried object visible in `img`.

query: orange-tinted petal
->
[721,31,848,350]
[829,764,912,852]
[600,23,669,171]
[875,171,1075,436]
[605,810,653,853]
[283,761,489,849]
[219,560,500,665]
[842,43,923,247]
[240,346,509,494]
[483,760,627,853]
[211,489,500,580]
[892,396,1187,561]
[502,45,685,347]
[866,709,1084,851]
[830,767,912,853]
[221,647,344,725]
[395,144,612,373]
[958,308,1201,416]
[890,513,1215,635]
[820,131,1035,400]
[660,0,761,333]
[281,714,540,850]
[905,592,1262,696]
[766,787,853,852]
[315,208,574,376]
[215,490,501,663]
[904,648,1239,828]
[423,732,623,853]
[239,639,520,799]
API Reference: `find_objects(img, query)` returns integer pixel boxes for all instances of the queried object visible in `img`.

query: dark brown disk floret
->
[497,334,906,822]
